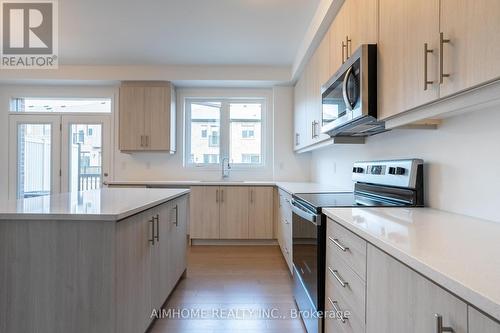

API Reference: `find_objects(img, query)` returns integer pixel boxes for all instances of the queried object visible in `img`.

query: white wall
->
[0,84,309,202]
[113,86,310,182]
[310,106,500,222]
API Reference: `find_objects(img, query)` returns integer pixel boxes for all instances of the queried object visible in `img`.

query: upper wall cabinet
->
[119,81,176,152]
[439,0,500,98]
[329,0,378,77]
[378,0,440,120]
[294,74,308,150]
[379,0,500,120]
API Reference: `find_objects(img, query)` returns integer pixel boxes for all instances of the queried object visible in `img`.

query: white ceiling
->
[59,0,320,66]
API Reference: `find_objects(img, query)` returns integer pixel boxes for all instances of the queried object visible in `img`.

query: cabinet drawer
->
[326,249,365,321]
[325,277,365,333]
[327,219,367,279]
[279,191,292,223]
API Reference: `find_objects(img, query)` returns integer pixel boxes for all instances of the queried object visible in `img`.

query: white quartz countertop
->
[105,180,350,195]
[322,207,500,320]
[0,188,190,221]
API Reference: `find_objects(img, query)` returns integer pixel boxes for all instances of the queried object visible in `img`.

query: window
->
[10,97,112,113]
[186,99,264,166]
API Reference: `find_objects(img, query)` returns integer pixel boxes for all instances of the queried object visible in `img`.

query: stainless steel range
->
[291,159,424,333]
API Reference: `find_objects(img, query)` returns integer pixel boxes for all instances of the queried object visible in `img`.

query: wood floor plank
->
[147,246,306,333]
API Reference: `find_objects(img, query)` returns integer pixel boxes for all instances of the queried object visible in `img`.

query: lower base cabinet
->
[366,244,467,333]
[116,194,188,333]
[190,186,274,240]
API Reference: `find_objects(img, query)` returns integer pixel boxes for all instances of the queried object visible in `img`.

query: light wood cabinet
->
[329,1,350,76]
[189,186,220,239]
[167,195,188,291]
[329,0,378,77]
[116,211,154,333]
[220,186,250,239]
[119,81,176,152]
[294,74,308,150]
[0,197,188,333]
[248,186,274,239]
[190,186,273,240]
[366,244,467,333]
[439,0,500,98]
[378,0,440,120]
[277,189,293,272]
[469,307,500,333]
[119,86,145,151]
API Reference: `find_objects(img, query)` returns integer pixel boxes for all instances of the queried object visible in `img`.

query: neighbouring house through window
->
[185,99,264,166]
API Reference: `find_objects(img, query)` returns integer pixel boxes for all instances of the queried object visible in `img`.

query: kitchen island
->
[0,188,190,333]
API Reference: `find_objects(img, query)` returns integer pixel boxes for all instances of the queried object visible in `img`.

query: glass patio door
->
[60,115,111,193]
[9,115,61,199]
[9,114,111,199]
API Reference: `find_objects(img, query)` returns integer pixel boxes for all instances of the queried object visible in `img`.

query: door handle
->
[439,32,451,84]
[342,41,346,63]
[424,43,434,90]
[328,266,348,288]
[328,297,346,323]
[345,35,351,60]
[173,205,179,227]
[216,189,219,203]
[329,236,349,252]
[153,214,159,242]
[435,314,454,333]
[149,217,155,245]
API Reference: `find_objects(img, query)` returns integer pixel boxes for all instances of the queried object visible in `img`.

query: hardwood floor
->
[148,245,306,333]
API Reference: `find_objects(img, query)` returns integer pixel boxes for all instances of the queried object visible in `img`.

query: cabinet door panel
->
[378,0,440,119]
[329,1,350,76]
[348,0,378,53]
[469,307,500,333]
[115,211,153,333]
[189,186,220,239]
[144,86,171,150]
[294,75,307,150]
[170,195,188,286]
[366,245,467,333]
[440,0,500,97]
[248,187,274,239]
[220,187,249,239]
[119,86,145,151]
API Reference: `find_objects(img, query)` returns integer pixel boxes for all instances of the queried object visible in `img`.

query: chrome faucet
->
[222,157,231,178]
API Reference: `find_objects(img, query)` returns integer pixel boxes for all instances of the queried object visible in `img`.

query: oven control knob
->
[395,167,406,175]
[353,167,364,174]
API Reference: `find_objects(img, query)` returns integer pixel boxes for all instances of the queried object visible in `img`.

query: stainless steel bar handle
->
[216,189,219,203]
[311,121,315,139]
[328,266,348,288]
[329,236,349,252]
[328,297,346,323]
[346,35,352,60]
[154,214,159,242]
[250,189,253,203]
[342,41,346,63]
[221,189,224,203]
[149,218,155,245]
[440,32,451,84]
[295,133,300,146]
[145,135,149,147]
[174,205,178,227]
[424,43,434,90]
[140,135,144,147]
[435,314,454,333]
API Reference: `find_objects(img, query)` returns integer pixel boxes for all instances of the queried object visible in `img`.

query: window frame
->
[184,97,267,169]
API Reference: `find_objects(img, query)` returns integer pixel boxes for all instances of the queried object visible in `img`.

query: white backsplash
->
[311,106,500,223]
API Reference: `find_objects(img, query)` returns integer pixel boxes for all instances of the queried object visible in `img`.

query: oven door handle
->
[291,200,320,226]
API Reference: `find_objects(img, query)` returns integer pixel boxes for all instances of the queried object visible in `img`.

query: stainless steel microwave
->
[321,44,386,137]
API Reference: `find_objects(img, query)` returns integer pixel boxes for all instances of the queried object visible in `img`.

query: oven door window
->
[292,212,319,307]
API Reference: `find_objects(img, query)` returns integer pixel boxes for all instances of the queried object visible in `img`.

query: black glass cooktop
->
[293,192,404,214]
